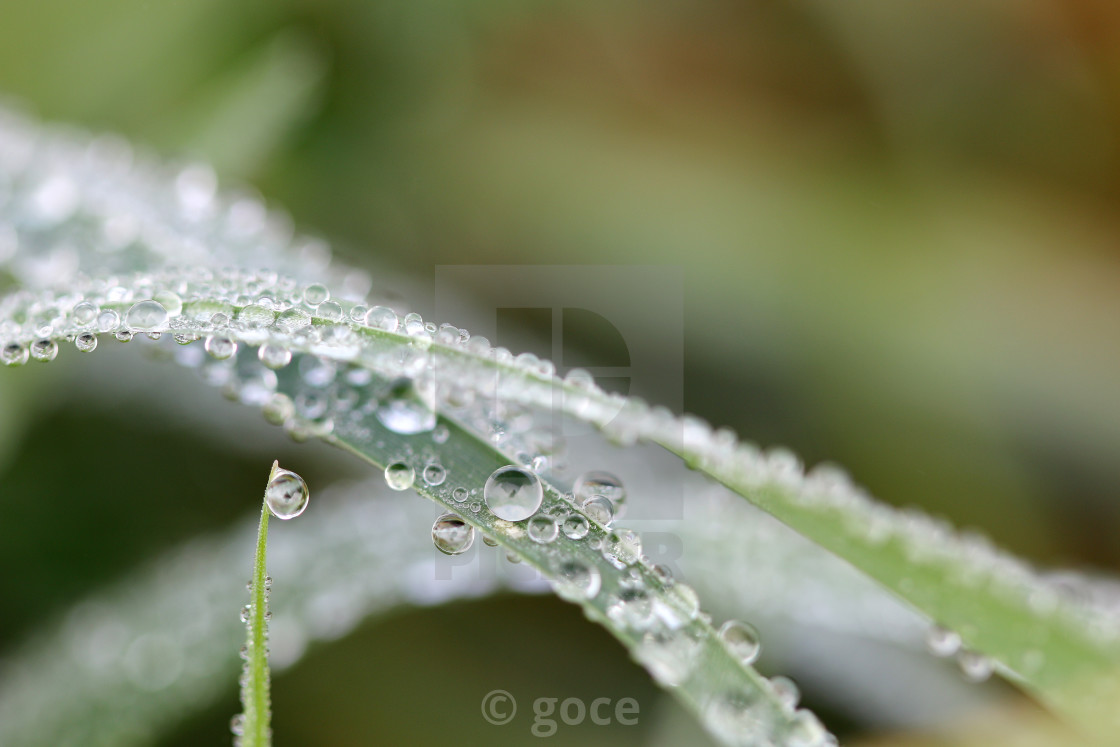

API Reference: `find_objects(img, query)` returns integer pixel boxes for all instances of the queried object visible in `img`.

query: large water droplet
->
[125,300,169,332]
[265,465,309,519]
[719,620,761,665]
[375,377,436,434]
[432,513,475,555]
[71,301,98,327]
[384,462,415,491]
[484,466,543,521]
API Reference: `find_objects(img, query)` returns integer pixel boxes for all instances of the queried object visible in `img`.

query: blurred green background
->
[1,0,1119,744]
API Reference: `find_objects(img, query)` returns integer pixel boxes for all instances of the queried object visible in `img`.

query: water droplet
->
[574,470,626,516]
[153,290,183,317]
[432,424,450,444]
[115,330,133,342]
[238,303,275,328]
[96,309,120,333]
[303,283,330,307]
[603,529,642,568]
[1,343,28,366]
[205,335,237,360]
[451,487,468,502]
[75,332,98,352]
[635,630,701,687]
[258,344,292,369]
[528,515,559,544]
[265,466,309,520]
[230,714,245,736]
[262,393,294,426]
[275,307,311,332]
[553,560,601,601]
[719,620,761,665]
[376,377,436,434]
[926,625,961,658]
[582,496,614,526]
[240,605,252,623]
[562,514,590,539]
[769,675,799,709]
[365,306,398,332]
[958,650,993,682]
[384,462,415,491]
[125,300,169,332]
[422,463,447,486]
[71,301,98,327]
[317,300,343,322]
[484,466,543,521]
[432,513,475,555]
[788,708,827,747]
[29,339,57,362]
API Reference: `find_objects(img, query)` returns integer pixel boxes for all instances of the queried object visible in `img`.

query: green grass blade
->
[236,463,276,747]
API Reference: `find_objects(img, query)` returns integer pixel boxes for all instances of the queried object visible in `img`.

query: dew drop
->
[422,463,447,486]
[926,625,961,658]
[451,487,468,502]
[96,309,120,333]
[205,335,237,360]
[238,303,275,329]
[1,343,28,367]
[432,513,475,555]
[230,714,245,737]
[562,514,590,540]
[365,305,398,332]
[262,393,294,426]
[482,535,498,547]
[553,560,601,601]
[719,620,761,665]
[376,377,436,434]
[958,650,993,682]
[125,300,169,332]
[265,466,309,520]
[603,529,642,568]
[788,708,827,747]
[574,470,627,516]
[29,339,57,362]
[115,330,133,342]
[769,675,800,710]
[258,344,292,370]
[317,300,344,322]
[528,515,559,544]
[71,301,98,327]
[303,283,329,307]
[75,332,98,353]
[384,462,415,491]
[484,466,543,521]
[582,495,614,526]
[275,307,311,333]
[153,290,183,317]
